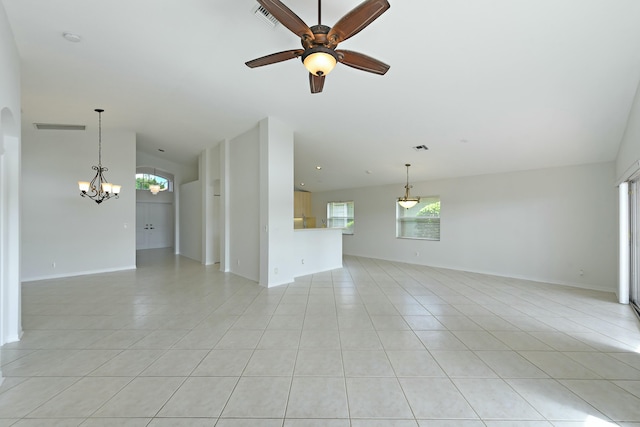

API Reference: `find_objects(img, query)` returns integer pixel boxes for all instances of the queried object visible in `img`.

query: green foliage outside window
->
[135,174,168,190]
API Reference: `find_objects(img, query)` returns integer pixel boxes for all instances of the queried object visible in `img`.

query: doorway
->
[136,201,174,250]
[135,166,175,251]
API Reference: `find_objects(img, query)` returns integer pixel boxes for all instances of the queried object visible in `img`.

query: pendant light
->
[148,168,166,195]
[149,168,160,195]
[78,109,121,204]
[398,163,419,209]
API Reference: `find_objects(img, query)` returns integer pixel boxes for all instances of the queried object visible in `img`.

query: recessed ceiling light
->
[300,182,305,186]
[62,32,81,43]
[460,139,469,143]
[366,170,373,174]
[315,166,322,170]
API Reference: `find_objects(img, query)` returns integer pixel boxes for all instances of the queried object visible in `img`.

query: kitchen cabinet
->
[294,191,312,217]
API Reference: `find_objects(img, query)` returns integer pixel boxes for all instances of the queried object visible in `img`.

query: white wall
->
[22,129,136,281]
[292,229,343,277]
[312,162,617,291]
[259,117,295,287]
[179,180,202,262]
[224,118,297,286]
[137,150,197,254]
[616,83,640,181]
[0,1,22,346]
[200,145,221,265]
[228,125,260,281]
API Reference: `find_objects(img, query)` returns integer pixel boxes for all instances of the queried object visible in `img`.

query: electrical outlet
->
[274,267,278,274]
[415,251,419,256]
[301,259,305,264]
[236,259,240,266]
[52,261,56,268]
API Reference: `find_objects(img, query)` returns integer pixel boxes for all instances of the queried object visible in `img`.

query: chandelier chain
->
[97,109,102,166]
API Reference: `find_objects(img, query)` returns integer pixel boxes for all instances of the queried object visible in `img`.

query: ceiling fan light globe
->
[302,47,338,76]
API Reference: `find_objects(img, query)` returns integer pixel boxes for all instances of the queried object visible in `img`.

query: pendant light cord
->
[97,110,102,167]
[405,163,411,195]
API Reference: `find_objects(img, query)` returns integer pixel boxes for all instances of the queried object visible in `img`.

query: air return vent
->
[33,123,86,131]
[253,3,279,28]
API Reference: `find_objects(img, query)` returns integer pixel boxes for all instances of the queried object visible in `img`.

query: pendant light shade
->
[398,163,419,209]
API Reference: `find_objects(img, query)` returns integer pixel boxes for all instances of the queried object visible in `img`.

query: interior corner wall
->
[21,129,136,281]
[136,150,198,254]
[312,162,617,292]
[179,180,202,262]
[0,0,22,346]
[259,117,294,287]
[228,125,260,282]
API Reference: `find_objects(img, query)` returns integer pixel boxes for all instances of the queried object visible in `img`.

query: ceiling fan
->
[245,0,391,94]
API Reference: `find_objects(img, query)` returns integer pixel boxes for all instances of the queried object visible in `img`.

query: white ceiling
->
[4,0,640,192]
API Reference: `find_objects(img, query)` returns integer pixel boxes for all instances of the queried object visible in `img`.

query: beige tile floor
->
[1,249,640,426]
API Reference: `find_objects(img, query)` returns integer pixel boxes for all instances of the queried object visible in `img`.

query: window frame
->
[327,201,355,235]
[396,196,441,241]
[135,172,173,192]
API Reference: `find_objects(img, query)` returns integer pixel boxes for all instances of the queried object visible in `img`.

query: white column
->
[619,182,630,304]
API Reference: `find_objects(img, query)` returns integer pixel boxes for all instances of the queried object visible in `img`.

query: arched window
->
[135,167,174,192]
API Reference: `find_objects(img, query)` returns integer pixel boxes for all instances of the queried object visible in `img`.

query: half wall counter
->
[293,228,343,277]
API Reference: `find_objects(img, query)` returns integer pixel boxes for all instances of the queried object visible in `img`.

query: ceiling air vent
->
[33,123,86,131]
[413,145,429,151]
[253,3,279,28]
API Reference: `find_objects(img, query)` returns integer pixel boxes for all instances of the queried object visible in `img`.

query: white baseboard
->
[22,265,137,283]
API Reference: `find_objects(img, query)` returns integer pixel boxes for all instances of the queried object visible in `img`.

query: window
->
[135,173,171,192]
[327,201,354,235]
[397,196,440,240]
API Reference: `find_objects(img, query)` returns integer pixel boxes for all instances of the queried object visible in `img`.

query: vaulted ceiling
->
[4,0,640,192]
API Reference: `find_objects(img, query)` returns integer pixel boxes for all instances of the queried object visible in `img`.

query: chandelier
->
[398,163,419,209]
[78,109,121,204]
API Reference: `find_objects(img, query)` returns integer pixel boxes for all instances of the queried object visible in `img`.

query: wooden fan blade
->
[309,73,325,94]
[337,50,390,75]
[246,49,304,68]
[327,0,390,45]
[258,0,313,39]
